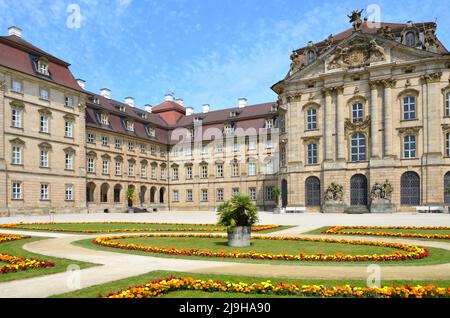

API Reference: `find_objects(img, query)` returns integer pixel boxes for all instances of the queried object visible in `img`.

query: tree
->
[272,186,281,205]
[126,187,136,208]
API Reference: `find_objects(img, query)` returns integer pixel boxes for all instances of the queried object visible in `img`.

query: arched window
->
[352,103,364,123]
[305,177,321,207]
[401,172,420,205]
[307,50,315,64]
[405,31,415,47]
[403,135,416,159]
[445,173,450,204]
[150,186,157,203]
[351,132,366,162]
[403,96,416,120]
[100,183,109,203]
[306,108,317,130]
[114,184,122,203]
[160,187,166,203]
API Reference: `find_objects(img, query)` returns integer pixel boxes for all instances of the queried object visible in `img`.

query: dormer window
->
[118,105,125,112]
[265,119,273,129]
[405,31,416,48]
[146,126,156,138]
[224,123,235,134]
[230,111,238,118]
[100,113,109,125]
[270,104,277,112]
[39,63,48,75]
[138,112,147,119]
[93,97,100,104]
[126,120,134,132]
[194,117,203,124]
[306,50,316,64]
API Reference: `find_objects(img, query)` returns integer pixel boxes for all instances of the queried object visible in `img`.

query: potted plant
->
[126,187,136,213]
[217,193,258,247]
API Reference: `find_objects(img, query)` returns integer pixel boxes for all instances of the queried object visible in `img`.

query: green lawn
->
[52,270,450,298]
[0,237,97,283]
[2,222,290,234]
[306,226,450,241]
[74,236,450,266]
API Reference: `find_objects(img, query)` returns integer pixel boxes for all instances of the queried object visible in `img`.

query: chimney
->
[144,104,152,113]
[76,79,86,89]
[125,97,135,107]
[164,93,174,102]
[186,107,194,116]
[8,26,22,37]
[175,98,184,106]
[238,98,247,108]
[100,88,111,99]
[202,104,210,113]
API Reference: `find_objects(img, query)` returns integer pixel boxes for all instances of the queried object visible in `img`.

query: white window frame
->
[87,158,95,173]
[40,114,49,133]
[201,189,208,202]
[352,103,364,123]
[351,133,366,162]
[40,88,49,100]
[12,145,22,165]
[403,96,416,120]
[249,188,256,201]
[65,96,74,108]
[40,149,49,168]
[186,189,193,202]
[40,183,50,201]
[201,165,208,179]
[306,108,317,130]
[102,160,109,175]
[12,182,22,200]
[128,162,135,177]
[307,143,318,165]
[248,162,256,176]
[65,121,73,138]
[12,79,22,93]
[87,133,95,144]
[115,160,122,176]
[65,184,74,201]
[12,108,22,128]
[216,164,223,177]
[217,188,224,202]
[403,135,417,159]
[65,153,74,170]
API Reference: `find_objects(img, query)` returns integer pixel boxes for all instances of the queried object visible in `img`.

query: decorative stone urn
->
[322,183,346,213]
[227,226,251,247]
[369,180,396,213]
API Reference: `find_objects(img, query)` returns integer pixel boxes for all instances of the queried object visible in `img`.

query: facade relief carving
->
[344,116,371,135]
[328,38,386,70]
[420,72,442,84]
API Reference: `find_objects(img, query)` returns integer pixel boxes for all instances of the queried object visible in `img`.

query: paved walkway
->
[0,227,449,297]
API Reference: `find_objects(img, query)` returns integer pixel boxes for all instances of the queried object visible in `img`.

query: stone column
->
[382,79,396,158]
[369,81,379,158]
[323,88,334,161]
[335,86,345,161]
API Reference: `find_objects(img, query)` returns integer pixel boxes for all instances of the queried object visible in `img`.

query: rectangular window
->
[249,188,256,201]
[248,162,256,176]
[232,142,239,152]
[65,121,73,138]
[65,153,73,170]
[161,168,166,180]
[87,133,95,144]
[266,138,272,149]
[185,146,192,156]
[266,161,273,174]
[248,140,257,150]
[141,144,146,154]
[40,149,49,168]
[128,142,134,151]
[12,145,22,165]
[281,145,286,166]
[100,113,109,125]
[115,161,122,176]
[12,79,22,93]
[404,135,417,159]
[232,163,239,177]
[201,145,208,155]
[102,160,109,175]
[265,186,274,201]
[141,165,147,178]
[201,189,208,202]
[12,182,22,200]
[216,164,223,177]
[232,188,240,197]
[65,185,74,201]
[65,96,73,108]
[216,143,224,153]
[172,190,179,202]
[186,189,193,202]
[201,165,208,179]
[307,143,318,165]
[40,88,49,100]
[128,162,134,177]
[351,133,366,162]
[151,166,157,179]
[446,132,450,157]
[40,184,49,201]
[186,166,193,179]
[40,115,49,133]
[12,109,21,128]
[87,158,95,173]
[352,103,364,123]
[102,136,109,146]
[217,189,224,202]
[172,167,179,180]
[403,96,416,120]
[446,92,450,117]
[115,139,122,149]
[307,108,317,130]
[265,119,273,129]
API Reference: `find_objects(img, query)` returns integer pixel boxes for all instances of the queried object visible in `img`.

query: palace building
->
[1,14,450,215]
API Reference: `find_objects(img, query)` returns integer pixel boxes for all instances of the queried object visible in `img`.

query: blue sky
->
[1,0,449,111]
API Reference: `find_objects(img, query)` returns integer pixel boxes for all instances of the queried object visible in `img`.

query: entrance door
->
[350,174,368,206]
[281,179,288,208]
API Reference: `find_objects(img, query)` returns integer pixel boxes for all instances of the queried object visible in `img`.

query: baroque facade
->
[1,15,450,215]
[273,18,450,212]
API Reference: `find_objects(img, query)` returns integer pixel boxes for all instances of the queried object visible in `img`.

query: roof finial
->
[347,9,364,31]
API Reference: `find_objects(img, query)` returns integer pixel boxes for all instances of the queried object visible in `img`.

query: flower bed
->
[322,226,450,240]
[0,222,280,234]
[101,276,450,298]
[0,234,55,274]
[93,233,429,262]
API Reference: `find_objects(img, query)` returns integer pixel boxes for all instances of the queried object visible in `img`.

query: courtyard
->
[0,211,449,298]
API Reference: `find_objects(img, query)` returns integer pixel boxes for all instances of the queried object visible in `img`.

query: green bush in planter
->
[217,193,259,228]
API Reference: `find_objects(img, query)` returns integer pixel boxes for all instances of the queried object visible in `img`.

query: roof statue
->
[347,9,364,31]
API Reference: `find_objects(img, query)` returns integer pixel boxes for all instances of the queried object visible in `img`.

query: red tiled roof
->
[0,35,84,93]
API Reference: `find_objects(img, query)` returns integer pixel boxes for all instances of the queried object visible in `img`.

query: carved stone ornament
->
[302,136,321,144]
[377,26,395,40]
[344,116,371,134]
[397,126,421,136]
[287,93,302,103]
[347,9,364,31]
[289,50,303,75]
[421,72,442,84]
[328,38,386,70]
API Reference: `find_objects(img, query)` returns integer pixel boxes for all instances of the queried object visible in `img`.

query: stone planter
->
[227,226,251,247]
[370,199,396,213]
[322,201,346,213]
